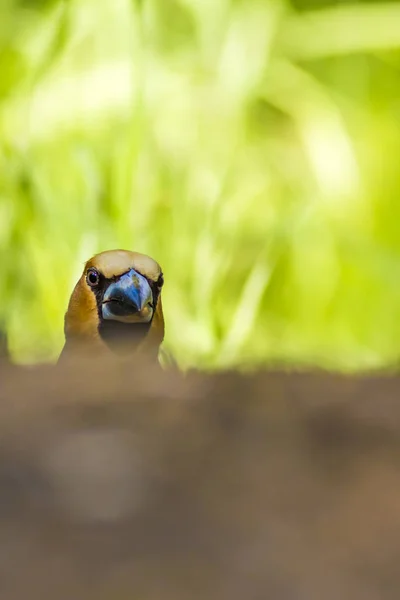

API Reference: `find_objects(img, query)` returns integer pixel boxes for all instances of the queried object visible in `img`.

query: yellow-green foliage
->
[1,0,400,370]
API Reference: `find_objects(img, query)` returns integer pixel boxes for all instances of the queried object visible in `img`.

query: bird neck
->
[98,320,153,356]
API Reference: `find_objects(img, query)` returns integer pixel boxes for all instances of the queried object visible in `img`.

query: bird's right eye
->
[87,268,100,287]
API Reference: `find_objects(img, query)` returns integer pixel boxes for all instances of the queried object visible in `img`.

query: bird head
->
[61,249,164,361]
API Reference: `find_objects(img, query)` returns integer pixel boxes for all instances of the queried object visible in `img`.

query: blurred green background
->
[1,0,400,370]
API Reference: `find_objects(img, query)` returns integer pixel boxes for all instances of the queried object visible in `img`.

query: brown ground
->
[0,357,400,599]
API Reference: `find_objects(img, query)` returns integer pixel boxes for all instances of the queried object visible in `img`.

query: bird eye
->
[87,268,100,287]
[157,273,164,288]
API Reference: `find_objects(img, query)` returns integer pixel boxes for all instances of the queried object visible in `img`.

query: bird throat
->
[98,320,152,356]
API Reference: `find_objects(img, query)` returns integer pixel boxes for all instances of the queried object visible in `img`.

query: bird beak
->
[101,269,154,323]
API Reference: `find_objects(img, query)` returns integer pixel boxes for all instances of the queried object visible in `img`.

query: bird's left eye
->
[87,268,100,287]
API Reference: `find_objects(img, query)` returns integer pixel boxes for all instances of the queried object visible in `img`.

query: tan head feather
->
[61,249,164,361]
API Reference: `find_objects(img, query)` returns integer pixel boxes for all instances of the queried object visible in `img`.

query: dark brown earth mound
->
[0,358,399,599]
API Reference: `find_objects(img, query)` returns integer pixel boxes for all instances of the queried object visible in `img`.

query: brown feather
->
[60,249,165,363]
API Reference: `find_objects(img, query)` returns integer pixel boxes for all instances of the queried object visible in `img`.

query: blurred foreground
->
[1,358,400,598]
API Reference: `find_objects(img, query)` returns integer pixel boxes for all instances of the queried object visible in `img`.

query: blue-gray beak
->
[102,269,153,323]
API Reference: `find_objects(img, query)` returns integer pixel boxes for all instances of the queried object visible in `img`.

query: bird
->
[59,249,165,364]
